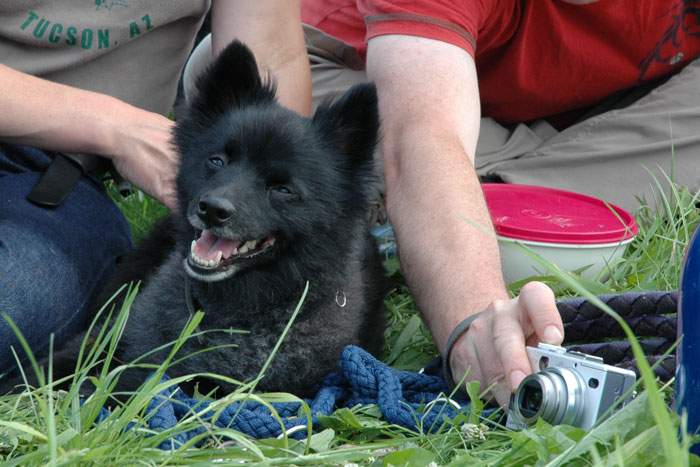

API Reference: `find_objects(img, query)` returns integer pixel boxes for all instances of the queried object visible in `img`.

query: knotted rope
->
[98,346,467,449]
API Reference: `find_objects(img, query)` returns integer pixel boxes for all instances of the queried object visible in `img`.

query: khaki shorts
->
[184,28,700,211]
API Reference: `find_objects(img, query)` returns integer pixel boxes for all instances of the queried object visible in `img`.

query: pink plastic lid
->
[482,184,638,245]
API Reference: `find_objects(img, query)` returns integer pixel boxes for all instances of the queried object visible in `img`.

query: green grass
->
[1,177,699,465]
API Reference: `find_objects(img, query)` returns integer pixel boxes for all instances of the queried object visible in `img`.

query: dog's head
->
[173,41,379,283]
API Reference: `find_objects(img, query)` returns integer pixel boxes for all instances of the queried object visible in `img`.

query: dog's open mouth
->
[184,229,276,281]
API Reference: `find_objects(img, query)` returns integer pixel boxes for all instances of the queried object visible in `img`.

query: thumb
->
[518,281,564,345]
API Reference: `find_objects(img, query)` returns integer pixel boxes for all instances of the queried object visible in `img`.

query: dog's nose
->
[197,196,234,226]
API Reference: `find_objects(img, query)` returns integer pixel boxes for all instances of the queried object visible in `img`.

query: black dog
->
[2,42,386,398]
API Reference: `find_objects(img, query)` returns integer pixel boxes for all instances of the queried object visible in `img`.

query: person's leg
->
[182,33,213,106]
[485,59,700,211]
[0,145,132,372]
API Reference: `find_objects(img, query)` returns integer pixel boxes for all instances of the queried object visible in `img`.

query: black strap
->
[27,153,111,208]
[442,311,486,388]
[27,154,83,208]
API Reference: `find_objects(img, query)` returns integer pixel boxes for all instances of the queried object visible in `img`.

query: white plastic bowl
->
[497,235,635,284]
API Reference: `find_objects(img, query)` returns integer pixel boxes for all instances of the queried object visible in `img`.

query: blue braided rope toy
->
[97,345,472,449]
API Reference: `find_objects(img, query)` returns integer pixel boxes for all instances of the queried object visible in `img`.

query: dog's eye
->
[271,185,292,195]
[267,183,294,195]
[207,156,226,168]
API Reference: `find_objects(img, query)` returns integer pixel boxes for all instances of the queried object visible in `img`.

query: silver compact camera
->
[506,343,637,430]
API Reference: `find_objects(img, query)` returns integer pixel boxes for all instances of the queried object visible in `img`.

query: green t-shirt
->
[0,0,210,114]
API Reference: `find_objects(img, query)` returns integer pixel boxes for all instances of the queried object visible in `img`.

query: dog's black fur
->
[2,42,386,398]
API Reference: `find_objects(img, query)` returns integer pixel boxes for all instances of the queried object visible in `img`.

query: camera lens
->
[513,368,585,427]
[518,380,544,418]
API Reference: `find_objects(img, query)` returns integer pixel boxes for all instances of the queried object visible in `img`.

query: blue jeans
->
[0,145,132,371]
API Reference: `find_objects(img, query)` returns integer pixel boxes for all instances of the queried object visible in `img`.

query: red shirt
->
[302,1,700,125]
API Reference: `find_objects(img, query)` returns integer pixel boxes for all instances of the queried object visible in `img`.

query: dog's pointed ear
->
[190,40,276,117]
[312,83,379,168]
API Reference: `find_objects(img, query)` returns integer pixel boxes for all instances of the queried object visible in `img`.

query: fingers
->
[449,320,512,406]
[159,187,178,211]
[110,110,179,210]
[488,299,532,404]
[518,281,563,345]
[113,156,178,210]
[457,300,529,407]
[467,333,512,406]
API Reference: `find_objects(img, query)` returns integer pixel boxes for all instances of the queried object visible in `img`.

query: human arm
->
[366,35,564,405]
[0,64,178,209]
[210,0,311,116]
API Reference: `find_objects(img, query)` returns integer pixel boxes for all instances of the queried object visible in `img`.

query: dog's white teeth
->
[214,251,223,263]
[191,240,196,255]
[190,250,222,268]
[239,244,250,255]
[244,240,258,250]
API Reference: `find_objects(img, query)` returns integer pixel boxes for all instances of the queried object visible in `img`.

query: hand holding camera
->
[506,343,637,430]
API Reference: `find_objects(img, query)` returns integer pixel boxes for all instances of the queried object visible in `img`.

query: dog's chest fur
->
[117,225,384,397]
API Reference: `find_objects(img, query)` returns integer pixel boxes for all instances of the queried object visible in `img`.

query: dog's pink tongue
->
[193,230,240,261]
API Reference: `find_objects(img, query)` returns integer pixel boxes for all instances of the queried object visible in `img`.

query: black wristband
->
[442,311,486,389]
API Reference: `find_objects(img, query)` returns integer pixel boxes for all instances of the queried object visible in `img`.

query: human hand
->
[448,281,564,407]
[108,109,179,210]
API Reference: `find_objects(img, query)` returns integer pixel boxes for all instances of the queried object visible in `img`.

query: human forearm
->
[1,64,137,155]
[0,64,178,208]
[384,127,508,351]
[389,129,565,402]
[211,0,311,116]
[368,35,563,404]
[368,36,506,350]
